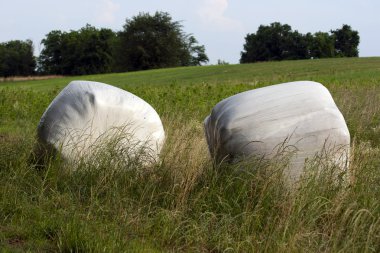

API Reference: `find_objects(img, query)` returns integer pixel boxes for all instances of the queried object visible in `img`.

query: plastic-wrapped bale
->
[37,80,165,164]
[204,81,350,180]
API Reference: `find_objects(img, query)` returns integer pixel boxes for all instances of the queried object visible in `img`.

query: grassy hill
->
[1,57,380,252]
[1,57,380,90]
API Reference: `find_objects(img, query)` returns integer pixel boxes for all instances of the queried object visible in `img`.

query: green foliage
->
[182,35,209,67]
[0,40,36,77]
[331,24,360,57]
[217,59,229,65]
[38,25,116,75]
[1,58,380,251]
[37,12,208,74]
[307,32,335,58]
[241,23,360,63]
[114,12,208,72]
[240,22,309,63]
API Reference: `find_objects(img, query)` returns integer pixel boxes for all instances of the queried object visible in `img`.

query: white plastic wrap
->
[37,81,165,163]
[204,81,350,180]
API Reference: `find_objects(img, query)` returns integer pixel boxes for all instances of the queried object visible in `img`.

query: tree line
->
[38,12,209,76]
[0,12,209,77]
[240,22,360,63]
[0,12,360,77]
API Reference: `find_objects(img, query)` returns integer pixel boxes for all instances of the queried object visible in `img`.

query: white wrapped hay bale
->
[204,81,350,180]
[37,80,165,164]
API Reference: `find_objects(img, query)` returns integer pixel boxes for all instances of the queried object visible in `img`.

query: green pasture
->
[1,57,380,252]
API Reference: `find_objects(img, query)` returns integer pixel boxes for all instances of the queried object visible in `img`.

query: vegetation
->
[240,23,360,63]
[38,25,116,75]
[0,16,359,77]
[0,40,36,77]
[1,57,380,252]
[36,12,208,76]
[114,12,208,72]
[331,24,360,57]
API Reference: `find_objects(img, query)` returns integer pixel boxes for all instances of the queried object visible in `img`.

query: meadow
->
[0,57,380,252]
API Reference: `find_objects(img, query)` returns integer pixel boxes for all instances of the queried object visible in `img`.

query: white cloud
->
[197,0,242,31]
[95,0,120,25]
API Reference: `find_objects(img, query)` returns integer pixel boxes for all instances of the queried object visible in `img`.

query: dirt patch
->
[0,75,63,82]
[0,133,20,143]
[0,226,27,249]
[7,236,26,247]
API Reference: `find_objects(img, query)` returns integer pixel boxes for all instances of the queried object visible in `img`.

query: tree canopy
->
[37,12,208,74]
[0,40,36,77]
[331,24,360,57]
[38,25,116,75]
[240,23,360,63]
[114,12,208,72]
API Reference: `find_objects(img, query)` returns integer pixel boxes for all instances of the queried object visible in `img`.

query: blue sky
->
[1,0,379,64]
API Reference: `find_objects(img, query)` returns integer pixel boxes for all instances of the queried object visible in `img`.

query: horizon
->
[1,0,379,64]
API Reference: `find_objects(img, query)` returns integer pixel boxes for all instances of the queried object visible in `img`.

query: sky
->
[1,0,379,64]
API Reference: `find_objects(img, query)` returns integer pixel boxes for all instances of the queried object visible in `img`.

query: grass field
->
[1,57,380,252]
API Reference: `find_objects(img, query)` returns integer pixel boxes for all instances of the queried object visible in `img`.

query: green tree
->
[307,32,335,58]
[283,30,309,60]
[37,30,63,74]
[115,12,208,72]
[331,24,360,57]
[240,22,309,63]
[180,35,209,66]
[38,25,116,75]
[240,23,360,63]
[0,40,36,77]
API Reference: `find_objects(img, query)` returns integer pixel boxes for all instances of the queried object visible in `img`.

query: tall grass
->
[1,117,379,252]
[1,58,380,251]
